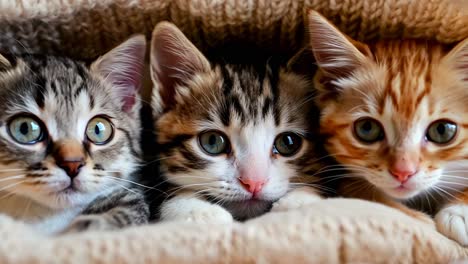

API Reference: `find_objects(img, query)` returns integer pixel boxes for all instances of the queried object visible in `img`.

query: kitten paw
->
[184,206,234,224]
[160,195,234,224]
[271,187,322,212]
[61,215,115,234]
[435,204,468,246]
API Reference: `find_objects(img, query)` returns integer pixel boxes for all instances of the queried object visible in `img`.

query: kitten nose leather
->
[390,153,419,183]
[239,177,266,194]
[53,139,86,178]
[389,168,416,183]
[57,159,85,178]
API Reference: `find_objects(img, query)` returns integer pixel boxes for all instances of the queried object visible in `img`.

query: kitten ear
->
[150,22,211,111]
[443,38,468,81]
[307,11,371,78]
[91,35,146,113]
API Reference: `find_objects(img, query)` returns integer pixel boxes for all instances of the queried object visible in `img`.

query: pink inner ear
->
[116,58,143,112]
[115,79,137,113]
[95,37,146,113]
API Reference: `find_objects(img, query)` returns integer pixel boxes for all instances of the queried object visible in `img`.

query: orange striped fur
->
[308,11,468,240]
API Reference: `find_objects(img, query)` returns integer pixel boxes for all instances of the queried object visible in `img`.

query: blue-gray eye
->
[198,130,230,155]
[426,120,457,144]
[8,116,43,144]
[273,132,303,157]
[86,117,114,145]
[354,118,384,143]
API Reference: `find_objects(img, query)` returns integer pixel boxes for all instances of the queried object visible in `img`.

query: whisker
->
[0,175,26,182]
[150,176,219,189]
[105,179,139,196]
[103,175,155,189]
[0,180,26,193]
[441,175,468,180]
[288,183,336,193]
[142,155,179,166]
[432,186,460,202]
[0,169,26,172]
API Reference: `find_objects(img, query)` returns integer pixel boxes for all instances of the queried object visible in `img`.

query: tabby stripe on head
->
[265,64,280,125]
[230,95,245,122]
[159,134,194,153]
[33,75,47,109]
[262,97,272,118]
[116,127,139,158]
[221,66,233,96]
[179,144,210,170]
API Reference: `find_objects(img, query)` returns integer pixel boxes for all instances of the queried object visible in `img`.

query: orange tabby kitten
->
[307,11,468,245]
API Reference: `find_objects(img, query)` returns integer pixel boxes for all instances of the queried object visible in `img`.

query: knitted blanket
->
[0,0,467,263]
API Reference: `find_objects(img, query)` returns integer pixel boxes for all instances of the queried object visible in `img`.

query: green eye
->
[198,130,230,155]
[354,118,384,143]
[86,117,114,145]
[426,120,457,144]
[8,115,44,144]
[273,132,303,157]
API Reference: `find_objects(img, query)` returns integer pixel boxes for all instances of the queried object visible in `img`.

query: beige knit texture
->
[0,0,467,263]
[0,199,466,263]
[0,0,466,59]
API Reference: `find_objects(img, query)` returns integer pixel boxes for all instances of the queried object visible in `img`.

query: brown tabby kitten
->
[0,36,149,234]
[308,11,468,245]
[149,22,330,222]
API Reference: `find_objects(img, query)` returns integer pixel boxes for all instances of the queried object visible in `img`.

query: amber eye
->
[198,130,230,155]
[353,118,384,143]
[426,120,457,144]
[273,132,303,157]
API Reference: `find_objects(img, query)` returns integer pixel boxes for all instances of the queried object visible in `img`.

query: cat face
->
[0,36,145,210]
[151,22,321,219]
[308,11,468,200]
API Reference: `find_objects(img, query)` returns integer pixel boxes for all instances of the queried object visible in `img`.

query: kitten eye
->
[354,118,384,143]
[273,132,303,157]
[426,120,457,144]
[8,115,44,144]
[86,117,114,145]
[198,130,230,155]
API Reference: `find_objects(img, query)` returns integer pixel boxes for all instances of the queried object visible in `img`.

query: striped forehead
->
[214,64,279,126]
[3,57,98,139]
[370,41,444,119]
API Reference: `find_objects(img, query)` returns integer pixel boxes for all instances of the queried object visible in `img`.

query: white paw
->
[185,206,233,224]
[160,196,233,224]
[271,187,322,212]
[435,204,468,246]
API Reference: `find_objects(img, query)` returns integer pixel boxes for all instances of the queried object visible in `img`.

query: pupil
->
[208,135,217,146]
[362,121,372,132]
[19,122,29,135]
[436,124,446,135]
[95,124,101,135]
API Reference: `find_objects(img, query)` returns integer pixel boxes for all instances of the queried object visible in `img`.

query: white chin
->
[384,187,422,200]
[46,189,92,209]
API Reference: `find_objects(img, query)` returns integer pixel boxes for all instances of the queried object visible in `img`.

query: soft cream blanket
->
[0,199,466,263]
[0,0,467,263]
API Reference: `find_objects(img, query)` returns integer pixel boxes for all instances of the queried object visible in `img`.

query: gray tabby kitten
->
[0,36,149,234]
[150,22,328,223]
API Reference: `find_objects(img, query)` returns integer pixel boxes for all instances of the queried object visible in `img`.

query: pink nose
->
[239,177,266,194]
[389,169,416,183]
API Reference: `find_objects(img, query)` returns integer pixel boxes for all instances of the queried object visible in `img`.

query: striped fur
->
[308,11,468,244]
[0,36,149,234]
[151,22,329,221]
